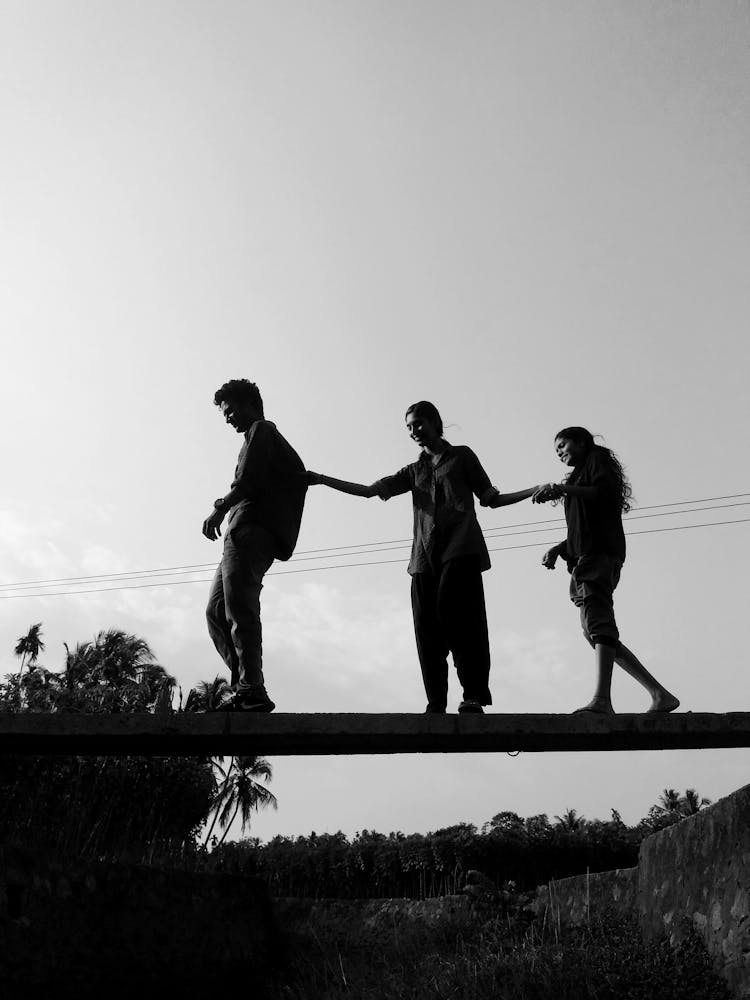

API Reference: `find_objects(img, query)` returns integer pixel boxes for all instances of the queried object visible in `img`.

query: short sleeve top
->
[375,444,494,575]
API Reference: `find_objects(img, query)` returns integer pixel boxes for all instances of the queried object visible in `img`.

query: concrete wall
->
[534,783,750,998]
[276,894,474,932]
[638,783,750,999]
[534,866,637,928]
[0,845,277,995]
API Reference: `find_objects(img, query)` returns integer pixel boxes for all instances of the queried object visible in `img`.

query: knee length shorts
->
[569,553,623,648]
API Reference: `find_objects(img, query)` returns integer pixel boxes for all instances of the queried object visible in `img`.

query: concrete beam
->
[0,711,749,756]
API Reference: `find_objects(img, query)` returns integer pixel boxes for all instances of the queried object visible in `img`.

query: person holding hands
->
[308,400,539,714]
[534,426,679,715]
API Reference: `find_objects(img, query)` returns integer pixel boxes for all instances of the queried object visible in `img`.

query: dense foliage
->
[214,791,708,900]
[265,908,730,1000]
[0,625,275,862]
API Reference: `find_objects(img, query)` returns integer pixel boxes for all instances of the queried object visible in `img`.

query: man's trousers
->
[206,521,276,695]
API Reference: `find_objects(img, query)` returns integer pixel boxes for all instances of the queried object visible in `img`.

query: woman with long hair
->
[534,426,679,714]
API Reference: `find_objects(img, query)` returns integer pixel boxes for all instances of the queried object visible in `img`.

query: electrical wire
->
[1,493,748,593]
[0,515,747,600]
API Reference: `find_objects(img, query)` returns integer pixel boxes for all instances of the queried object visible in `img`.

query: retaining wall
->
[534,865,637,927]
[535,783,750,998]
[638,783,750,998]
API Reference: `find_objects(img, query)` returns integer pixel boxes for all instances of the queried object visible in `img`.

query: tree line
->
[211,786,710,899]
[1,622,711,895]
[0,623,276,862]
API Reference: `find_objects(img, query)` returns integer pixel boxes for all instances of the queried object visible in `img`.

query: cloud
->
[0,511,211,680]
[0,509,71,582]
[80,544,128,576]
[261,580,421,710]
[266,581,410,660]
[490,627,580,711]
[66,543,208,650]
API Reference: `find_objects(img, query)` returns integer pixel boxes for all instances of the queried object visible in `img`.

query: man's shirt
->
[563,449,626,563]
[228,419,307,561]
[375,444,493,575]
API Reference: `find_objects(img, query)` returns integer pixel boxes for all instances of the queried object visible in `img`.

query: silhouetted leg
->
[206,563,240,685]
[614,643,679,712]
[573,557,679,712]
[573,642,616,714]
[570,555,620,713]
[411,570,450,712]
[220,523,276,697]
[438,557,492,706]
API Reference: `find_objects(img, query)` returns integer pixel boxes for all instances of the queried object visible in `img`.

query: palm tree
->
[554,808,585,832]
[680,788,712,816]
[184,676,231,712]
[203,756,277,848]
[64,629,155,686]
[15,623,45,681]
[134,662,176,714]
[658,788,683,814]
[62,630,174,710]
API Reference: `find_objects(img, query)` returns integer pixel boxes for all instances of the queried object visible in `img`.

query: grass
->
[264,903,731,1000]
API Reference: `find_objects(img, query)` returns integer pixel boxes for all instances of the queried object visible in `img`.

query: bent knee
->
[206,595,224,624]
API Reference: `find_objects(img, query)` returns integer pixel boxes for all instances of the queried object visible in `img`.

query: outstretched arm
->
[307,472,381,499]
[480,485,540,509]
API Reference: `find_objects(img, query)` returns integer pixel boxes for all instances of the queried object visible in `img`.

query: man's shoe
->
[458,699,484,714]
[218,691,276,713]
[424,705,447,714]
[235,694,276,713]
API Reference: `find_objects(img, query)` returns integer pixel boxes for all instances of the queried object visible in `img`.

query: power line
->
[1,515,747,600]
[1,493,748,592]
[484,501,750,538]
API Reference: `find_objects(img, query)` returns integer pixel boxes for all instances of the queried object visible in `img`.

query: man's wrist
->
[213,498,228,512]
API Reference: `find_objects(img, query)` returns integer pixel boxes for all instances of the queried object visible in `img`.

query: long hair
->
[405,401,444,437]
[555,426,633,513]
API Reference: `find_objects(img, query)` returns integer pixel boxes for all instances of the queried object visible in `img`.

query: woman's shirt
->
[375,444,495,575]
[563,449,626,563]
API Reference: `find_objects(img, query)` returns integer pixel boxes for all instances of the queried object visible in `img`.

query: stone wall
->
[638,783,750,998]
[533,783,750,998]
[276,894,474,931]
[0,845,277,996]
[533,866,637,928]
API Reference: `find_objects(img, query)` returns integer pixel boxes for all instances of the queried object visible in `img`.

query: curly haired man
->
[202,380,307,711]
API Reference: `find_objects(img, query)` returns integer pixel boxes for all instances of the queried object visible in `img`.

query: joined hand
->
[533,483,561,504]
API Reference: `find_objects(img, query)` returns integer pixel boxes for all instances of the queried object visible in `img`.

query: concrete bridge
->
[1,711,749,756]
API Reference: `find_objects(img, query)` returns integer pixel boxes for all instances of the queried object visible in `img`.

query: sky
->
[0,0,748,843]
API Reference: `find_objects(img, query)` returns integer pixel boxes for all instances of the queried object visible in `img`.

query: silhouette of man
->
[203,379,307,711]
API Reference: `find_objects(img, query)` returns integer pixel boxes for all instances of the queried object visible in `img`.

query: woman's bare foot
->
[647,691,680,713]
[573,697,614,715]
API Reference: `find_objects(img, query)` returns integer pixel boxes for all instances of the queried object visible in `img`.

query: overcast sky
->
[1,1,748,841]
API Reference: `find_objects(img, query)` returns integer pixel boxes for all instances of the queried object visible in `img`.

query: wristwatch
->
[213,498,226,511]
